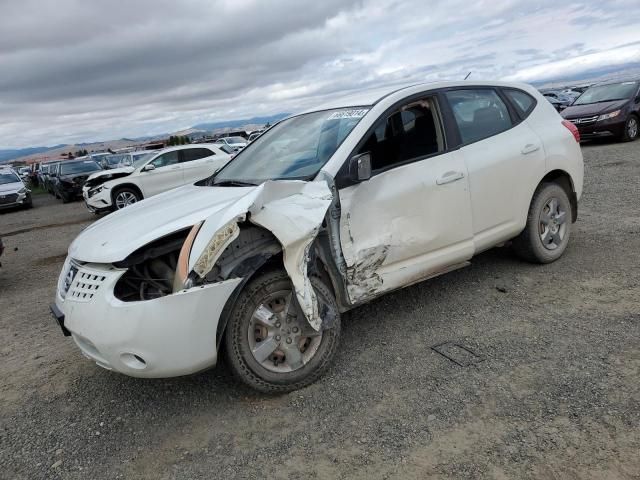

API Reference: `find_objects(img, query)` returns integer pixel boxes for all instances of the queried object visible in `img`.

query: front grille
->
[568,115,598,127]
[67,271,107,302]
[0,193,18,205]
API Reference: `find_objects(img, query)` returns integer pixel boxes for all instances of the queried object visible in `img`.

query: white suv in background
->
[82,144,232,212]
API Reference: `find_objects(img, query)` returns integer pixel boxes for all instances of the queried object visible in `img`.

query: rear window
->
[504,89,536,117]
[182,148,214,163]
[445,89,513,144]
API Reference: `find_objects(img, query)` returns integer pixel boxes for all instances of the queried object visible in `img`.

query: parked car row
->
[560,78,640,142]
[37,158,103,203]
[537,78,640,142]
[52,80,585,393]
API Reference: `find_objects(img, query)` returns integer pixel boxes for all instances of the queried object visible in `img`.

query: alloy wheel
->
[248,290,322,373]
[628,117,638,139]
[115,191,138,209]
[539,197,568,250]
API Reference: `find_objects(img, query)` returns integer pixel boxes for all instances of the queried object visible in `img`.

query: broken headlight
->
[173,220,240,292]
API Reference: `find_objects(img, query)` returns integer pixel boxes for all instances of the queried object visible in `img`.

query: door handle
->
[436,170,465,185]
[521,143,540,155]
[170,166,181,170]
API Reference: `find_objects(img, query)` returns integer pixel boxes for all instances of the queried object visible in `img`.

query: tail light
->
[562,120,580,143]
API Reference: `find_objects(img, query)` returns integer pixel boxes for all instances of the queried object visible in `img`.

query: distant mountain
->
[0,145,66,163]
[192,113,290,131]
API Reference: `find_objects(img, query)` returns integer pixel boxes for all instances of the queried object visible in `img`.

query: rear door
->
[442,88,546,252]
[139,150,183,196]
[179,147,221,183]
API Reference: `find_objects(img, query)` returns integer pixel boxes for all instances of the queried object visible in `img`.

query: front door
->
[338,95,474,304]
[140,150,184,197]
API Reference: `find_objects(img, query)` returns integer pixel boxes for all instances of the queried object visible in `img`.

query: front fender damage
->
[187,180,333,331]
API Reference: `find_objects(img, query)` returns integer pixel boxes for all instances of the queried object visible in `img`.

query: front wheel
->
[224,270,341,393]
[112,187,141,210]
[621,114,639,142]
[512,183,572,264]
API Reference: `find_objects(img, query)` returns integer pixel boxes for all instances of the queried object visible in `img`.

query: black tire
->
[111,187,141,211]
[224,269,341,393]
[60,192,72,204]
[621,114,639,142]
[512,182,572,264]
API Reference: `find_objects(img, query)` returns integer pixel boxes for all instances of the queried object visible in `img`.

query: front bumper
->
[54,260,242,377]
[568,117,626,140]
[0,191,31,209]
[83,186,113,211]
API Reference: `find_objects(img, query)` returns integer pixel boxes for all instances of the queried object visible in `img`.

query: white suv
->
[82,144,232,212]
[53,81,583,392]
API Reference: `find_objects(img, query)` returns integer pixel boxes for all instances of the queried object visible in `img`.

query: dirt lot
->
[1,140,639,480]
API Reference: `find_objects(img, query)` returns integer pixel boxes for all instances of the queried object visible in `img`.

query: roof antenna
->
[464,71,472,80]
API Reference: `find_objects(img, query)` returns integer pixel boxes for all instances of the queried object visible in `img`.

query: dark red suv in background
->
[561,78,640,142]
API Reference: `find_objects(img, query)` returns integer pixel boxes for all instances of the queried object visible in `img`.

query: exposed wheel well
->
[539,170,578,222]
[215,226,342,347]
[111,183,143,204]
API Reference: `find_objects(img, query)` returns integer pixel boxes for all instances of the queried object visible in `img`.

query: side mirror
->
[348,152,372,182]
[635,95,640,104]
[142,164,156,172]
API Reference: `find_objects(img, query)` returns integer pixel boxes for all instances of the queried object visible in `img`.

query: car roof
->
[302,80,535,113]
[593,77,639,87]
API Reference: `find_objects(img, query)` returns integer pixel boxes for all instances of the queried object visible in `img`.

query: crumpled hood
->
[0,181,24,194]
[562,99,628,118]
[88,166,134,180]
[69,184,254,263]
[84,166,135,189]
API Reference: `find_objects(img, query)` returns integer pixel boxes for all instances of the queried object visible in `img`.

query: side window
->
[504,89,536,117]
[445,89,513,144]
[181,148,214,163]
[150,151,180,168]
[356,96,444,172]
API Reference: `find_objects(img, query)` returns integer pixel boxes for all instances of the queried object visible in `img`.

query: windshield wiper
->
[212,179,257,187]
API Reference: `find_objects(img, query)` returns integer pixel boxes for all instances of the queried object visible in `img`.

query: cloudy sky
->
[1,0,639,148]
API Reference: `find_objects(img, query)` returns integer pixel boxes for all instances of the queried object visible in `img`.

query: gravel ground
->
[1,140,639,479]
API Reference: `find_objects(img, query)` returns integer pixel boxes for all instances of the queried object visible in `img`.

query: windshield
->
[103,154,125,166]
[213,108,369,185]
[0,172,21,185]
[132,153,153,168]
[574,81,638,105]
[60,160,101,175]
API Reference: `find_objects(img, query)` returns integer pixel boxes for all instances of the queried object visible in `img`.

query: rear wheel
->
[112,187,141,210]
[512,183,572,263]
[224,269,341,393]
[621,114,638,142]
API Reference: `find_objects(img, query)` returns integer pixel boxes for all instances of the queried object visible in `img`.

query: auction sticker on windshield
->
[327,109,369,120]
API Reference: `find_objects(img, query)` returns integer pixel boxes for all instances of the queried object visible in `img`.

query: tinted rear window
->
[504,89,536,117]
[445,89,513,144]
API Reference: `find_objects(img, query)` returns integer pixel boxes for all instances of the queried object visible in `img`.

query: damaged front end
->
[111,180,337,332]
[84,168,135,190]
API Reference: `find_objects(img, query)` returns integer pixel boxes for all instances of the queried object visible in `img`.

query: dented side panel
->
[338,150,475,304]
